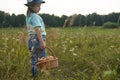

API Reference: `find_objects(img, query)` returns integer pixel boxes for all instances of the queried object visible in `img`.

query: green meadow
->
[0,27,120,80]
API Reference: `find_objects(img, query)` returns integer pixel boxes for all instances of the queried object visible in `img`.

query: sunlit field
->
[0,27,120,80]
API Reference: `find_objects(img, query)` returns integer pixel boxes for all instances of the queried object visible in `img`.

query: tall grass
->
[0,27,120,80]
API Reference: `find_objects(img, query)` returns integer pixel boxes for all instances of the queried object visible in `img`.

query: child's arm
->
[34,27,46,50]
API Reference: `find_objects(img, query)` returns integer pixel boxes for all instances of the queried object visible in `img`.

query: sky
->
[0,0,120,17]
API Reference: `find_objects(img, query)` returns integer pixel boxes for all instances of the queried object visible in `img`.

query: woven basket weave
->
[37,47,58,70]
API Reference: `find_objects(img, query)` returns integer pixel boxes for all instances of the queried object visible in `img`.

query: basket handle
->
[46,46,56,57]
[37,46,56,60]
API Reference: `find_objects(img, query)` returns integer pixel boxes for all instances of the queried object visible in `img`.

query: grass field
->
[0,27,120,80]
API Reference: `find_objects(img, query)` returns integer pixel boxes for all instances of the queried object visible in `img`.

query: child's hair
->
[26,4,36,16]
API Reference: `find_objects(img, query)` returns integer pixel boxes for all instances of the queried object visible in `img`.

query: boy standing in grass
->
[24,0,46,79]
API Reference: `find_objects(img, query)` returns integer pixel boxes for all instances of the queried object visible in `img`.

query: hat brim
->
[24,1,45,6]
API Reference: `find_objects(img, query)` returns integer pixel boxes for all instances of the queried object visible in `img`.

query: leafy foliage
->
[0,10,120,27]
[103,22,119,28]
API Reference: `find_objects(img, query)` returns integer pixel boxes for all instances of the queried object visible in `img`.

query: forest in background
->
[0,10,120,27]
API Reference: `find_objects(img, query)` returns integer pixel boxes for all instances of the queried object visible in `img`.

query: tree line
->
[0,10,120,28]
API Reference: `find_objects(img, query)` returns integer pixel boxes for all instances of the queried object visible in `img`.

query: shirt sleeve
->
[31,14,42,28]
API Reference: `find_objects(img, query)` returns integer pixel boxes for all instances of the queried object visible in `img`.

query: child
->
[24,0,46,79]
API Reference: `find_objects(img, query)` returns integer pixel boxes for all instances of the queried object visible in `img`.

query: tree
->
[74,14,86,27]
[108,13,120,22]
[0,11,5,27]
[3,13,11,27]
[16,14,26,27]
[0,10,120,27]
[10,14,16,27]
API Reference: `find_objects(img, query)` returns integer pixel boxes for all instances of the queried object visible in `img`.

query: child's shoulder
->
[30,13,42,20]
[31,13,39,17]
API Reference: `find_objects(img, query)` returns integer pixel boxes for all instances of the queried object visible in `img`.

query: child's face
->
[31,3,41,13]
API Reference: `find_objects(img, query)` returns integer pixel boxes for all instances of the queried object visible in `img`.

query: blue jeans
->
[28,34,46,78]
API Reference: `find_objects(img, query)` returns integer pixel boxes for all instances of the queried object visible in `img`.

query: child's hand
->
[34,27,46,51]
[40,41,46,51]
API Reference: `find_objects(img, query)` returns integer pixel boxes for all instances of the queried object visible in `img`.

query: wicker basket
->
[37,47,58,70]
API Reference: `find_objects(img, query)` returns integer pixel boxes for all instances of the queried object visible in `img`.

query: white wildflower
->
[11,48,15,52]
[70,40,72,43]
[64,41,67,44]
[73,53,77,56]
[69,48,74,52]
[3,50,6,53]
[62,50,65,53]
[0,50,2,52]
[5,38,8,41]
[66,38,69,41]
[110,45,115,48]
[13,37,15,40]
[16,39,19,42]
[2,43,7,46]
[5,45,8,48]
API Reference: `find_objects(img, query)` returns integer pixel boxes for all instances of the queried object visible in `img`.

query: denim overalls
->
[28,34,46,78]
